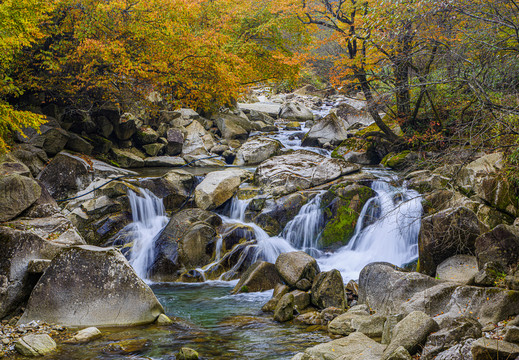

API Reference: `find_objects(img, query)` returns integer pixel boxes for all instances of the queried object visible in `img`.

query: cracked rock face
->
[18,245,164,327]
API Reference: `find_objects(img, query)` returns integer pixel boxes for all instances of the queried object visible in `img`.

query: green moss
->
[320,205,358,248]
[386,150,411,169]
[240,285,249,293]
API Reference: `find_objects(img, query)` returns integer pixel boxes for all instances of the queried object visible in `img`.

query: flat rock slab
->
[436,255,478,284]
[294,332,386,360]
[238,102,282,118]
[144,156,186,167]
[15,334,56,357]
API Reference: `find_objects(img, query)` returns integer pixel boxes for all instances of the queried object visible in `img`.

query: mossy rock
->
[320,185,375,249]
[382,150,418,170]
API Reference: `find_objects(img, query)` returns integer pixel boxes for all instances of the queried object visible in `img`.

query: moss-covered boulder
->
[381,151,419,170]
[320,184,375,249]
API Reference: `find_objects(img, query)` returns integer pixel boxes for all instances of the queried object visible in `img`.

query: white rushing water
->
[317,177,422,280]
[128,189,169,280]
[220,174,421,281]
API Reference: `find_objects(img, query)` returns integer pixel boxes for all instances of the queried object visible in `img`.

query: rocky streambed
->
[2,87,519,359]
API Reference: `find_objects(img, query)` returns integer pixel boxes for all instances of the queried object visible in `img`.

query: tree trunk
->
[355,69,400,143]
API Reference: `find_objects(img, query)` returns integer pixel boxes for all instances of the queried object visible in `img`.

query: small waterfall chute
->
[128,189,169,280]
[318,179,422,280]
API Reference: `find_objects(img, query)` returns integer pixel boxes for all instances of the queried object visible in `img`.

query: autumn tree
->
[0,0,52,153]
[10,0,307,115]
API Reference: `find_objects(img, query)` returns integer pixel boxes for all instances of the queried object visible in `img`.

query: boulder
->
[359,263,519,325]
[382,311,439,359]
[0,174,41,222]
[320,184,376,249]
[328,312,386,338]
[110,148,145,168]
[279,102,314,122]
[66,327,102,344]
[385,346,412,360]
[475,225,519,269]
[65,133,94,155]
[38,152,132,200]
[134,126,159,145]
[273,293,295,322]
[238,102,282,118]
[311,269,346,310]
[9,144,48,177]
[251,192,308,235]
[194,169,249,210]
[275,251,320,291]
[166,128,184,155]
[214,113,255,142]
[381,151,419,171]
[144,156,186,167]
[142,143,165,157]
[113,114,140,141]
[41,127,70,156]
[233,137,284,166]
[149,209,222,281]
[295,332,386,360]
[471,338,519,360]
[232,261,283,294]
[435,255,478,284]
[139,170,194,210]
[18,245,164,326]
[0,227,69,319]
[301,112,349,147]
[177,347,199,360]
[262,284,290,313]
[254,150,360,195]
[15,334,56,357]
[290,290,311,312]
[434,339,475,360]
[504,326,519,343]
[419,207,483,276]
[421,317,482,359]
[182,120,215,156]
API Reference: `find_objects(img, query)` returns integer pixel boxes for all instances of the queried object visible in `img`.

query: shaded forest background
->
[1,0,519,173]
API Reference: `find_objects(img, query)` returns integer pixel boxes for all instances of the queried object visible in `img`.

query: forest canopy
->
[1,0,519,156]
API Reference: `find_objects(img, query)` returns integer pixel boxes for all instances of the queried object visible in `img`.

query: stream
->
[46,105,423,359]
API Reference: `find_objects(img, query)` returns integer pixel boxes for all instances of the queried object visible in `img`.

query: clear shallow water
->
[40,283,330,360]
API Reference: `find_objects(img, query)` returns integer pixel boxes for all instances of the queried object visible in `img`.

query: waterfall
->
[317,178,422,281]
[282,192,325,257]
[218,175,421,282]
[128,189,169,280]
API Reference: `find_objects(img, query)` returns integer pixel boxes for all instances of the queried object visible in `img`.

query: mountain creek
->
[2,89,519,360]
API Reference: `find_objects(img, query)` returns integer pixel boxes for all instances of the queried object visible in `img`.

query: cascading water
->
[128,189,169,280]
[317,177,422,280]
[282,192,325,257]
[218,172,422,282]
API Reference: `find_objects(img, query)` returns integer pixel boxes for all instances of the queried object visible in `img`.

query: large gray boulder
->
[149,209,222,281]
[110,148,145,168]
[293,332,386,360]
[254,150,360,196]
[182,120,215,156]
[38,151,131,200]
[0,227,69,319]
[275,251,320,291]
[279,102,314,122]
[382,311,439,359]
[421,317,482,360]
[311,269,346,310]
[475,224,519,269]
[471,337,519,360]
[419,207,483,276]
[18,245,164,327]
[165,128,184,156]
[328,311,386,338]
[214,113,255,142]
[238,102,282,118]
[233,137,283,166]
[359,263,519,325]
[0,174,41,222]
[273,293,295,322]
[301,112,349,148]
[194,169,249,210]
[232,261,283,294]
